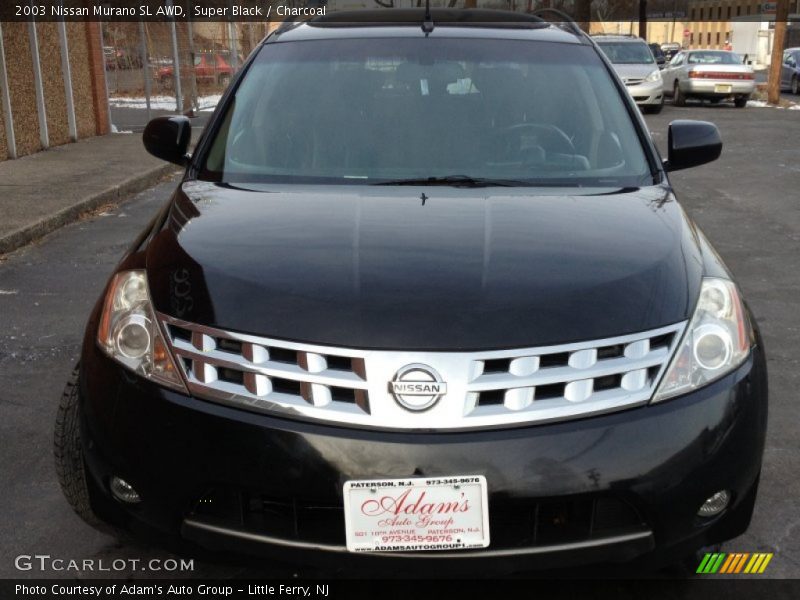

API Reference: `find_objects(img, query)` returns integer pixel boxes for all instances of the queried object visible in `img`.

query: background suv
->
[782,47,800,95]
[594,35,664,113]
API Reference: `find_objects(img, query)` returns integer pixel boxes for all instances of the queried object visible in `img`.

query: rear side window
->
[687,51,742,65]
[201,37,652,187]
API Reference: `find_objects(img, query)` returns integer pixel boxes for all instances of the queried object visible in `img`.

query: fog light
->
[110,477,141,504]
[698,490,730,517]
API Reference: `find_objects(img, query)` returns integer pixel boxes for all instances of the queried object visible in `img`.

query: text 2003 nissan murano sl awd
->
[55,10,767,572]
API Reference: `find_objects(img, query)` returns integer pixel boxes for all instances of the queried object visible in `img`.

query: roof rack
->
[272,0,329,35]
[307,9,549,28]
[529,8,586,39]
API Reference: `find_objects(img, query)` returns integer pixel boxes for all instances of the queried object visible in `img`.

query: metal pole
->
[168,0,183,112]
[0,22,17,159]
[97,22,113,131]
[228,15,239,71]
[139,20,151,123]
[28,21,49,149]
[186,6,199,112]
[57,21,78,142]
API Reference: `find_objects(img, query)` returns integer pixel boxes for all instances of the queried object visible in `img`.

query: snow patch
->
[109,94,221,111]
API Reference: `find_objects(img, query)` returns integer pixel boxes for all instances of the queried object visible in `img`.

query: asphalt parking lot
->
[0,99,798,581]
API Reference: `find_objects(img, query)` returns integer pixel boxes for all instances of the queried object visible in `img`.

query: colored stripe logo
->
[697,552,773,574]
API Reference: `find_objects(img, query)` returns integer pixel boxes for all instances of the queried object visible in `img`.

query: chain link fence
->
[101,21,271,132]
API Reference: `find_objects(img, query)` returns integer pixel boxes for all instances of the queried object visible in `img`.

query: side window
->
[786,53,797,67]
[670,52,684,67]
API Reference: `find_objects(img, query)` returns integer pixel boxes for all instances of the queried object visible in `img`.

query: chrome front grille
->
[624,78,645,86]
[159,313,685,431]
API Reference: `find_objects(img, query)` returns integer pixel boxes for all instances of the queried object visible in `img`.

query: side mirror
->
[665,120,722,172]
[143,116,191,165]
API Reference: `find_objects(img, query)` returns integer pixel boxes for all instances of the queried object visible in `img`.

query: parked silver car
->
[662,49,755,108]
[781,47,800,95]
[594,35,664,113]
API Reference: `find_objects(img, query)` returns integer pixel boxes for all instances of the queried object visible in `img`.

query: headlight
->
[645,69,662,83]
[653,277,750,402]
[97,270,187,392]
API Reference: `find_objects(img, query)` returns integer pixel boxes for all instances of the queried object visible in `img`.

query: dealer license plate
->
[343,475,490,552]
[714,84,733,93]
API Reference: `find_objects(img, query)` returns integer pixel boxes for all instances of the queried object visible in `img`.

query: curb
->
[0,163,178,256]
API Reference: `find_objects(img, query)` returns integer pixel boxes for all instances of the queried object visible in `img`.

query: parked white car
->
[662,50,755,108]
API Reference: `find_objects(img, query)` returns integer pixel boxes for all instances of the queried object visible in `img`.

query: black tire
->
[673,81,686,106]
[792,75,799,95]
[54,365,119,535]
[734,95,749,108]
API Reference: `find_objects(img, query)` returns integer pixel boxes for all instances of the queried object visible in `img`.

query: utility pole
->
[576,0,591,33]
[639,0,648,39]
[767,0,790,104]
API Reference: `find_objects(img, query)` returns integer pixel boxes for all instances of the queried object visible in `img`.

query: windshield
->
[687,51,742,65]
[201,37,652,187]
[596,41,655,65]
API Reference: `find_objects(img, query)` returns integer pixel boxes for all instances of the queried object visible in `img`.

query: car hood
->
[613,63,659,80]
[145,181,702,351]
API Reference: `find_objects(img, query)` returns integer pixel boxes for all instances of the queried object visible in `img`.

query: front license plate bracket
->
[343,475,490,553]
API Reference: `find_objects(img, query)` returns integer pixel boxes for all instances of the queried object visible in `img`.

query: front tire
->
[673,81,686,106]
[54,365,120,535]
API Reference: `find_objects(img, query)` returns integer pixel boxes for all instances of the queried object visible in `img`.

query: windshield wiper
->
[372,175,527,188]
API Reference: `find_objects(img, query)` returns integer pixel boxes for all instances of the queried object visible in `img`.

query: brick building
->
[0,22,110,162]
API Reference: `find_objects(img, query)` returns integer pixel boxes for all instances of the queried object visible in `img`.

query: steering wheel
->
[490,123,576,160]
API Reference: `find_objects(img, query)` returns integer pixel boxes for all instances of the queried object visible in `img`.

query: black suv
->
[56,10,767,573]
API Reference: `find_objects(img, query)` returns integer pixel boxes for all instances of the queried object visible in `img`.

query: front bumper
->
[626,79,664,105]
[78,329,768,572]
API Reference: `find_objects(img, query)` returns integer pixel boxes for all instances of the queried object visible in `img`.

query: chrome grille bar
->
[159,312,685,431]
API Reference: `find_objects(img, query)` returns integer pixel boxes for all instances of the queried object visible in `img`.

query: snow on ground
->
[747,99,800,110]
[109,94,222,111]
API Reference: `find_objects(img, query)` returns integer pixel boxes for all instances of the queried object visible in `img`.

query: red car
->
[157,52,235,88]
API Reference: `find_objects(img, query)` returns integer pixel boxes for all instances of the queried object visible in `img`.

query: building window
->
[717,6,722,19]
[746,5,751,15]
[690,33,695,44]
[737,6,741,16]
[716,32,721,45]
[707,32,712,45]
[727,6,732,19]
